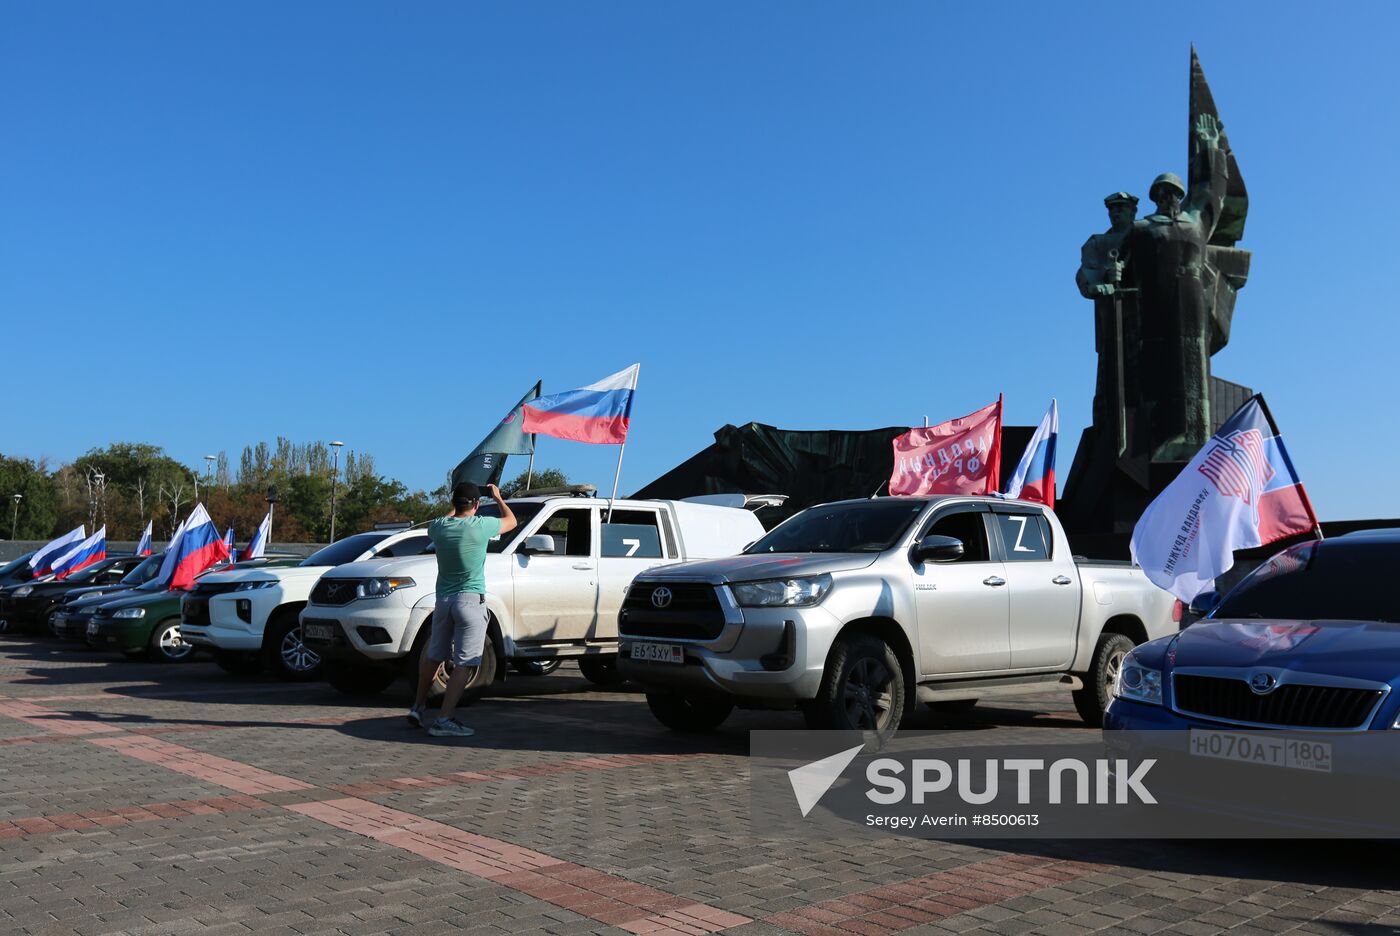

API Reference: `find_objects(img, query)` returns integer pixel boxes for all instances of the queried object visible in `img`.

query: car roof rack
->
[372,521,413,531]
[521,484,597,497]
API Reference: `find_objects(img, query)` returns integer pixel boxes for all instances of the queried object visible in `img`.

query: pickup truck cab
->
[180,528,433,680]
[619,495,1177,735]
[303,492,767,700]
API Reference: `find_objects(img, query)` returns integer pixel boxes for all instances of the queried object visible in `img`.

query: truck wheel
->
[577,655,626,687]
[214,650,264,676]
[262,610,322,682]
[512,659,561,676]
[804,634,905,737]
[417,627,500,706]
[645,692,734,732]
[147,619,195,663]
[325,661,397,697]
[1073,633,1135,727]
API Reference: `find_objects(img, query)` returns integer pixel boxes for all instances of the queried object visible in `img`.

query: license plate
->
[1189,728,1332,773]
[630,641,684,664]
[303,622,335,641]
[86,621,99,636]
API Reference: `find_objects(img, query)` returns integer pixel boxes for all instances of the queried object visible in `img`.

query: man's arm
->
[486,484,517,535]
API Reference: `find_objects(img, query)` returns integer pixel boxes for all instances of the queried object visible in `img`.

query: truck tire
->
[645,692,734,732]
[1073,633,1135,727]
[803,634,905,737]
[416,627,499,706]
[325,661,397,697]
[578,655,626,687]
[147,619,195,663]
[262,609,322,682]
[512,659,562,676]
[214,650,264,676]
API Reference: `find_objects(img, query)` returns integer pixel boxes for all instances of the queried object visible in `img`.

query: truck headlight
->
[12,585,33,597]
[731,574,832,608]
[1113,653,1163,706]
[112,608,147,620]
[233,580,278,592]
[356,577,415,599]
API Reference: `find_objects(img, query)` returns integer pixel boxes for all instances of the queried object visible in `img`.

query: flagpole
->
[606,365,640,522]
[525,437,536,492]
[1253,393,1323,541]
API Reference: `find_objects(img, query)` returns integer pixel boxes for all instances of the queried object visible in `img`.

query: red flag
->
[890,398,1002,497]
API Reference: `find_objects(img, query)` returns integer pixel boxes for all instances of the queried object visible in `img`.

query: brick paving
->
[2,636,1399,935]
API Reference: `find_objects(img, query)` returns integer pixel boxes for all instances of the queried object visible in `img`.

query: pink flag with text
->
[890,398,1003,497]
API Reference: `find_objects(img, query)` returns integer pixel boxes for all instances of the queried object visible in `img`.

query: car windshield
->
[745,500,928,554]
[1214,541,1400,623]
[301,533,390,567]
[64,559,118,584]
[0,552,35,576]
[122,554,164,584]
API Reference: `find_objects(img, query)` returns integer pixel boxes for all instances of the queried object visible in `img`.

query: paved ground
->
[1,636,1397,936]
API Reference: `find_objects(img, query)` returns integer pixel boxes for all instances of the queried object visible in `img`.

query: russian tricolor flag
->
[245,511,271,560]
[29,525,86,578]
[1003,400,1058,508]
[135,521,153,557]
[521,364,639,445]
[160,504,231,591]
[51,527,107,580]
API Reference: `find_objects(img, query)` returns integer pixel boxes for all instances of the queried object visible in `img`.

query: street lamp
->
[10,494,20,540]
[266,485,278,546]
[329,441,345,543]
[204,454,216,494]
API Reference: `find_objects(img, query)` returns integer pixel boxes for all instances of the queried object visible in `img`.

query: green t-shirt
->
[428,514,503,598]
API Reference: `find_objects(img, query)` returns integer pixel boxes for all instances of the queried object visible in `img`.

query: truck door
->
[596,508,672,640]
[989,507,1080,670]
[912,504,1010,675]
[511,507,599,643]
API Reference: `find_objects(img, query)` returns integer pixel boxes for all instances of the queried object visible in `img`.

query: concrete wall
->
[0,541,325,563]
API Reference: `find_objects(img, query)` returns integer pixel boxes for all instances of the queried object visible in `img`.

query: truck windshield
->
[745,500,927,554]
[301,533,390,567]
[1213,541,1398,623]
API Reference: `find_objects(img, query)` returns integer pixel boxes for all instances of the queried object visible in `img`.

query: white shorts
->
[429,593,488,668]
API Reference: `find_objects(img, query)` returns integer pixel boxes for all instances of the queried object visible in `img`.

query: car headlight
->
[1113,653,1163,706]
[112,608,147,620]
[13,585,33,597]
[355,577,415,599]
[233,580,278,592]
[730,574,832,608]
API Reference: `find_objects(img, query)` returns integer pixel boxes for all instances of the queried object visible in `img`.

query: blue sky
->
[3,2,1397,519]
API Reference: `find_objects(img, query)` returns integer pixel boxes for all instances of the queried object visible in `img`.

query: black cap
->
[452,482,482,507]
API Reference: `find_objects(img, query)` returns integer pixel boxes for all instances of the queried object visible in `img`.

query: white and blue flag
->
[29,525,86,578]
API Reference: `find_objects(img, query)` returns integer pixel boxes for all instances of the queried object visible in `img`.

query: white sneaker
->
[428,716,475,738]
[406,706,425,728]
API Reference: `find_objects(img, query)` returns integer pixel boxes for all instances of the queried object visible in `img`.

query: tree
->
[501,467,569,498]
[0,454,58,539]
[72,443,192,538]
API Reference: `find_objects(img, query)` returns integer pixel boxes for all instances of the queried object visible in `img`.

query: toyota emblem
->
[650,587,673,609]
[1249,672,1277,694]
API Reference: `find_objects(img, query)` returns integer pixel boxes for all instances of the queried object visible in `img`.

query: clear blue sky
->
[3,2,1396,519]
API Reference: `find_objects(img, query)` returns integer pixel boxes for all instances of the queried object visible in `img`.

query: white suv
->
[180,528,433,680]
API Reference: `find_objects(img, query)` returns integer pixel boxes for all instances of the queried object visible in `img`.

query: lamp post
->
[10,494,20,540]
[204,455,216,497]
[328,441,344,543]
[266,485,278,547]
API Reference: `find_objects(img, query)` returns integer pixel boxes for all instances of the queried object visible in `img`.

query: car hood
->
[198,565,328,585]
[1170,618,1400,685]
[97,588,181,612]
[319,555,436,579]
[64,586,138,608]
[640,552,879,584]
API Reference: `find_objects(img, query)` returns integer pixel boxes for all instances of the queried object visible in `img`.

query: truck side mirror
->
[520,534,556,556]
[1188,590,1221,618]
[913,535,964,564]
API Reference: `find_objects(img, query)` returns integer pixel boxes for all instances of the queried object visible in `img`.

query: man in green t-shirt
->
[410,482,517,737]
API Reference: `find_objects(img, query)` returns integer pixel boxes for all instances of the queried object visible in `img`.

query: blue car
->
[1106,533,1399,733]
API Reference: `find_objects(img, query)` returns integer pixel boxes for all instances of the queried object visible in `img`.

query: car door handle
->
[572,563,594,571]
[1052,575,1073,586]
[982,576,1006,587]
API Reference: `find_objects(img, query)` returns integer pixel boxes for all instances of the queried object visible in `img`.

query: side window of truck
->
[993,513,1050,561]
[923,510,991,562]
[601,510,665,558]
[539,509,593,557]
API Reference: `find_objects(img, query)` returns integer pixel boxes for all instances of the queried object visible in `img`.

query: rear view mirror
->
[1188,590,1221,618]
[913,535,964,564]
[520,535,555,555]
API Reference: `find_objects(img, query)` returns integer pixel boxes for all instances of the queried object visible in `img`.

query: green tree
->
[70,443,194,538]
[0,454,58,539]
[500,467,568,498]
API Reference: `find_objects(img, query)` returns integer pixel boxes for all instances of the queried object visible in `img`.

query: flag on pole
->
[51,527,107,580]
[521,365,639,445]
[29,526,86,578]
[164,504,231,591]
[156,513,193,584]
[1130,395,1319,602]
[245,511,272,560]
[890,398,1003,497]
[452,381,542,487]
[223,526,236,564]
[135,521,153,557]
[1003,399,1059,507]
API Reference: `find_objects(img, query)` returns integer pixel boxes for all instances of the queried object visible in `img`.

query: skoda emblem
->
[651,587,673,609]
[1249,672,1277,694]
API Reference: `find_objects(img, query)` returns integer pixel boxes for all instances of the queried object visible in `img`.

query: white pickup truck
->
[618,495,1178,735]
[301,492,770,700]
[179,528,434,680]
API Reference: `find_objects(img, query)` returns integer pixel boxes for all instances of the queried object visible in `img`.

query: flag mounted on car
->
[135,521,153,557]
[890,397,1003,497]
[1003,399,1058,507]
[1130,395,1319,602]
[28,525,86,578]
[51,527,107,580]
[160,504,231,591]
[452,381,542,487]
[522,365,639,445]
[245,511,271,560]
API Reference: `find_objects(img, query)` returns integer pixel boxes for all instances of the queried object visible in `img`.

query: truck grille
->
[310,579,357,606]
[620,582,726,641]
[182,582,243,625]
[1173,674,1384,729]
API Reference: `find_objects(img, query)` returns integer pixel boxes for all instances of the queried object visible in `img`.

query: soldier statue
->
[1076,192,1139,456]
